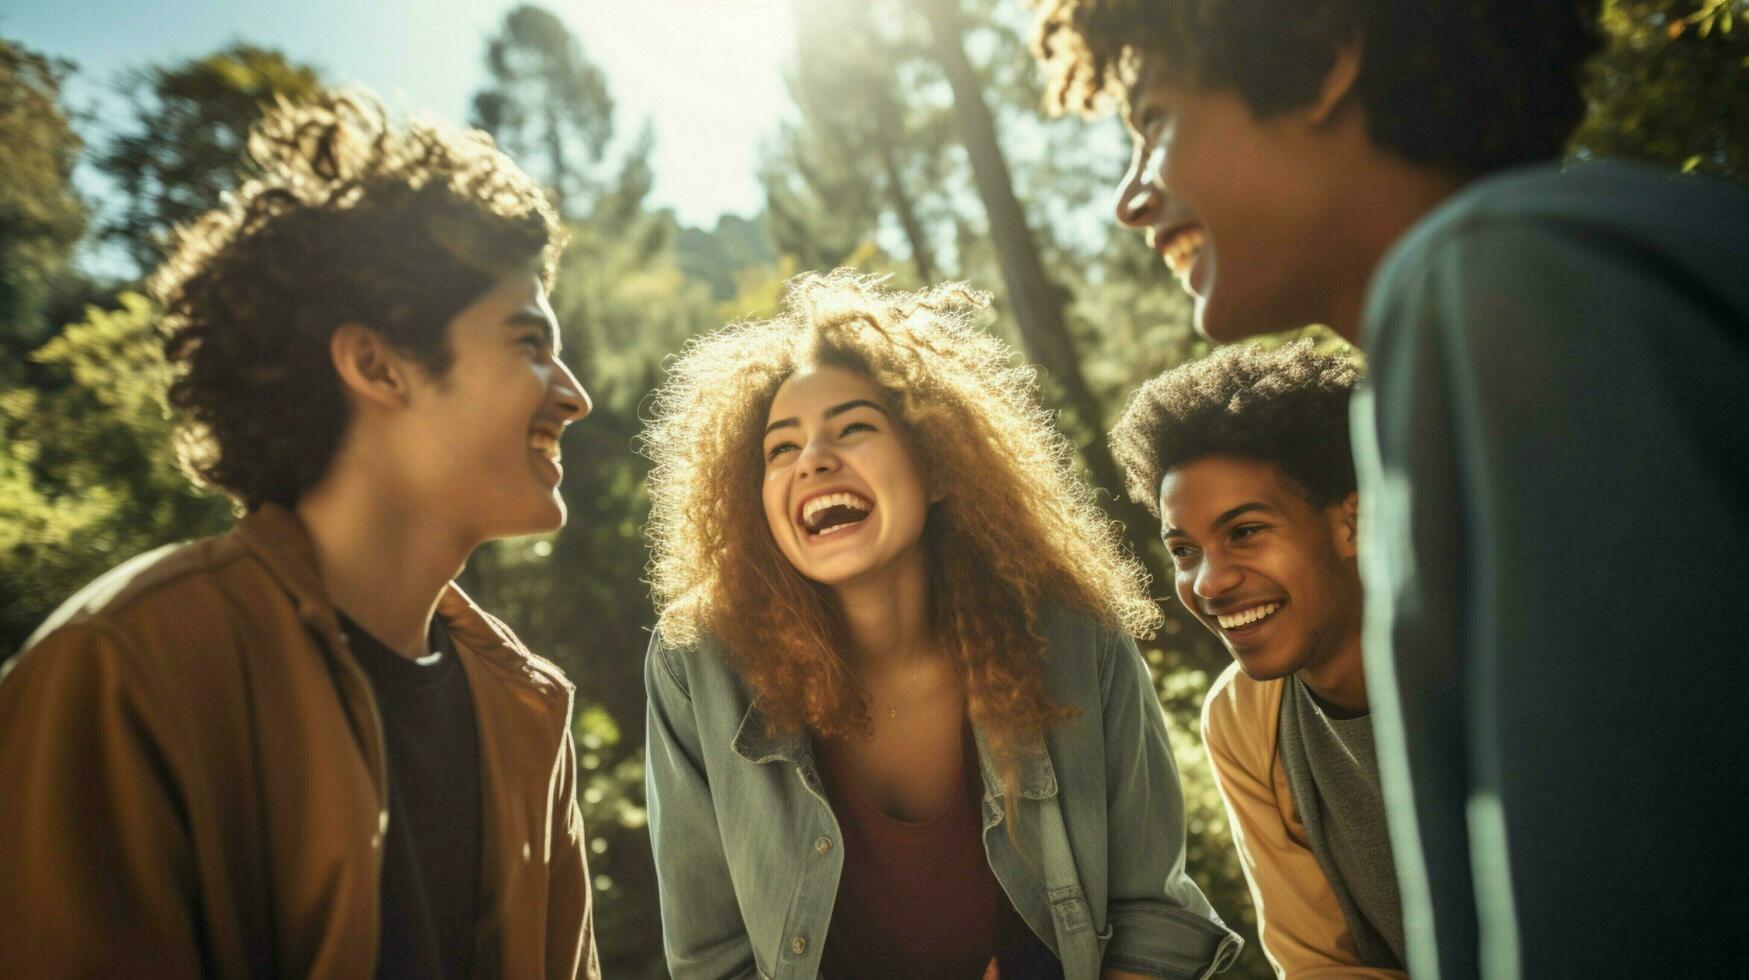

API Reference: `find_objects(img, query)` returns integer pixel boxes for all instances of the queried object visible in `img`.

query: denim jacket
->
[644,605,1243,979]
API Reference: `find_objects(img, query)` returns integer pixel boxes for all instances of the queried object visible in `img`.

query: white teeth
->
[801,491,873,527]
[1162,227,1206,276]
[529,432,561,462]
[1217,602,1281,630]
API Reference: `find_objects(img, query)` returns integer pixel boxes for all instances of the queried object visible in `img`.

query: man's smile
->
[1215,600,1281,631]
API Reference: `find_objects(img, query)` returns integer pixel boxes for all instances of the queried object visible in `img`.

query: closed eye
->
[840,421,876,436]
[766,441,798,461]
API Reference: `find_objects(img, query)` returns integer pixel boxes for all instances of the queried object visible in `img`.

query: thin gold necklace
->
[882,663,927,720]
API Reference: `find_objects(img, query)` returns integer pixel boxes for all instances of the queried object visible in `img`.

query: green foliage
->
[1575,1,1749,181]
[671,214,779,301]
[0,39,87,361]
[96,43,321,273]
[1,292,232,651]
[1146,640,1271,980]
[762,0,960,284]
[471,3,617,218]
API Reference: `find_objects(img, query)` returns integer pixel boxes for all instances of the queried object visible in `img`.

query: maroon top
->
[816,721,1055,980]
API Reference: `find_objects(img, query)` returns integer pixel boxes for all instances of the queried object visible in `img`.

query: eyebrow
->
[1162,501,1279,540]
[764,398,889,437]
[504,310,560,355]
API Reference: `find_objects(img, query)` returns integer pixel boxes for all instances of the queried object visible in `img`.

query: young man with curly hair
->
[1035,2,1749,976]
[1112,341,1401,977]
[0,92,600,978]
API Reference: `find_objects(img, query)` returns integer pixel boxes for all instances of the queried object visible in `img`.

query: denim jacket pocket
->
[1048,884,1094,935]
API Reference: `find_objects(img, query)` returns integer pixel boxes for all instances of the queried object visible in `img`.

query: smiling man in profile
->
[1113,340,1403,978]
[0,91,600,978]
[1034,1,1749,975]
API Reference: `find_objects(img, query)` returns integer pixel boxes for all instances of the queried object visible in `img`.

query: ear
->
[1335,490,1360,558]
[1307,40,1362,126]
[329,322,413,411]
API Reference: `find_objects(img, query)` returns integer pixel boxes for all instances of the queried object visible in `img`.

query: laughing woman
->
[641,271,1241,980]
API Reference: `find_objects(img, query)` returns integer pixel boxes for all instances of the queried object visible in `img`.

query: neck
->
[830,544,933,673]
[1317,149,1468,347]
[294,444,474,660]
[1296,625,1368,715]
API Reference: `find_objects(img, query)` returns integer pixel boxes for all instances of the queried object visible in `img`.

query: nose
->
[1114,140,1166,229]
[1192,549,1243,604]
[795,433,840,478]
[550,359,591,424]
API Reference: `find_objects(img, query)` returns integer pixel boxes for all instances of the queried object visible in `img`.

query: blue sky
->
[3,0,798,232]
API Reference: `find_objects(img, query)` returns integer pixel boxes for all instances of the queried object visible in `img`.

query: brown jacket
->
[1202,663,1405,980]
[0,506,600,979]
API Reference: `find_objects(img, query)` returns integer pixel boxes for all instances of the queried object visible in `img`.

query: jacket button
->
[814,836,832,855]
[790,935,808,956]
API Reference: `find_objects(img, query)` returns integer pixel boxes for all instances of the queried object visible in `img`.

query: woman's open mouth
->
[798,491,873,539]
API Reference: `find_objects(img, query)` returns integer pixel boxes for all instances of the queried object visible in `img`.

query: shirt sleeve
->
[1099,627,1244,979]
[1200,673,1407,980]
[643,633,762,980]
[0,622,203,977]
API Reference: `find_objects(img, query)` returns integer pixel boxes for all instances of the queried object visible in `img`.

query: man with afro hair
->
[1113,340,1404,977]
[1039,1,1749,975]
[0,91,600,978]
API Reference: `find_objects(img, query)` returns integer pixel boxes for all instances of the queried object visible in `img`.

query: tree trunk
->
[872,100,937,282]
[544,100,569,217]
[916,0,1223,672]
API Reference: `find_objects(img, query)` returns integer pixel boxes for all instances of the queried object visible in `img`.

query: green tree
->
[762,0,955,282]
[96,43,321,274]
[471,3,616,218]
[0,293,232,651]
[0,39,87,363]
[1575,0,1749,181]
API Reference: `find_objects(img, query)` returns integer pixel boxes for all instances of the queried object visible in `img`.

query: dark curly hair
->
[1111,340,1361,515]
[151,88,564,510]
[1031,0,1603,174]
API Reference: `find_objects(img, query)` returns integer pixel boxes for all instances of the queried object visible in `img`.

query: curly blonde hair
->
[153,88,563,509]
[643,270,1160,769]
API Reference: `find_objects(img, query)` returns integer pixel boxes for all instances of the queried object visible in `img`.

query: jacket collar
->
[233,504,334,630]
[974,725,1058,801]
[729,698,1058,800]
[231,504,571,698]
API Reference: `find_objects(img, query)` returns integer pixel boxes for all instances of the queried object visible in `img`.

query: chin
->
[795,560,873,590]
[1231,644,1305,682]
[1195,292,1300,345]
[1195,296,1256,344]
[498,496,567,540]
